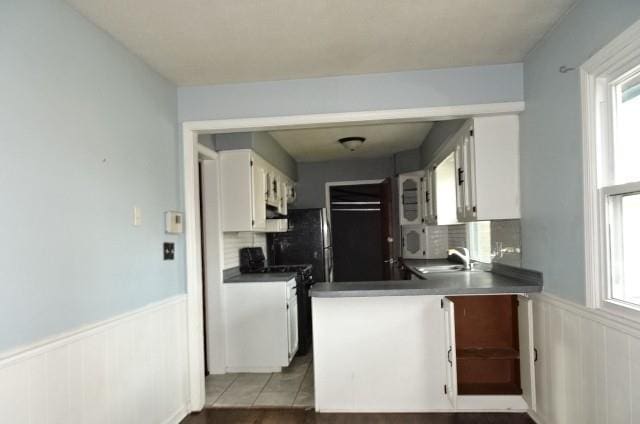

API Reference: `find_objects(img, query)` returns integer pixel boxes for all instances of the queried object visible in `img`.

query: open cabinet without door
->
[442,295,536,411]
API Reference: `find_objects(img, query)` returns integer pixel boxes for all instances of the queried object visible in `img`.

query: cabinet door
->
[399,172,423,225]
[462,127,477,220]
[251,164,267,230]
[278,180,288,215]
[454,137,466,222]
[287,297,299,361]
[518,295,536,412]
[287,184,297,204]
[442,297,458,408]
[401,225,426,259]
[423,166,438,225]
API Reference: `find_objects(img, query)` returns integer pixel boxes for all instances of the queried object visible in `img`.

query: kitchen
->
[4,1,640,424]
[197,114,542,415]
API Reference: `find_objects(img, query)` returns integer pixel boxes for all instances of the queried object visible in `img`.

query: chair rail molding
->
[531,291,640,424]
[0,295,189,424]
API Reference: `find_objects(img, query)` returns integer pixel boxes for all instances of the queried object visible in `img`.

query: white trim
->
[181,101,524,412]
[183,125,207,411]
[0,295,189,424]
[581,17,640,311]
[531,290,640,423]
[527,409,547,424]
[183,102,524,135]
[162,406,190,424]
[197,143,218,159]
[0,294,186,367]
[533,291,640,340]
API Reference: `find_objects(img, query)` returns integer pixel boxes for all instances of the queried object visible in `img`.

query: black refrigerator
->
[267,208,333,283]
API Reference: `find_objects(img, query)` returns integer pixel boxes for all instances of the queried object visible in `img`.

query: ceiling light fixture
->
[338,136,366,151]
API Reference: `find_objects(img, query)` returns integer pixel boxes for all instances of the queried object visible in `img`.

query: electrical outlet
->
[163,242,175,260]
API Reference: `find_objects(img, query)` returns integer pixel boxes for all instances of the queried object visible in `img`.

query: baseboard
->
[0,294,190,424]
[226,366,282,373]
[162,406,190,424]
[527,409,547,424]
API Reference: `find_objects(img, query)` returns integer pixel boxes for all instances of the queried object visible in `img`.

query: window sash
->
[600,182,640,309]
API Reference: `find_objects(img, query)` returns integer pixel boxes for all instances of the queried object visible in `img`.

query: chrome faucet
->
[448,247,471,270]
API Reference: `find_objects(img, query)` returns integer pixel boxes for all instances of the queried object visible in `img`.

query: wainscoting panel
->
[531,293,640,424]
[0,295,189,424]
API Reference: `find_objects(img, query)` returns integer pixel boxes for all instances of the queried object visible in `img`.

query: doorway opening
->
[326,179,393,282]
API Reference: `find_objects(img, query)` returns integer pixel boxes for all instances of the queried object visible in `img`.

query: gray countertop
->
[310,259,542,298]
[224,272,297,283]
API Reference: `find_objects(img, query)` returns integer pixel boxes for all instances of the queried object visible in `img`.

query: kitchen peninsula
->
[310,261,542,413]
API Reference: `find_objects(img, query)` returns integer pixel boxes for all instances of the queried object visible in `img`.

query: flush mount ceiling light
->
[338,136,366,151]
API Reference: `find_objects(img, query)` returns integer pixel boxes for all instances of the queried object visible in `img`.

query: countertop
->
[224,272,297,283]
[310,259,542,298]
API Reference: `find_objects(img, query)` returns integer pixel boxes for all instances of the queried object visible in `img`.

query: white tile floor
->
[205,352,314,408]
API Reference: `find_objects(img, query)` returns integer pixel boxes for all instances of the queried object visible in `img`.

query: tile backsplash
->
[223,232,266,269]
[442,220,521,267]
[447,224,467,248]
[490,219,521,267]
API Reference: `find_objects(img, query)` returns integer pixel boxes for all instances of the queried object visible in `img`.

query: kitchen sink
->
[416,265,465,273]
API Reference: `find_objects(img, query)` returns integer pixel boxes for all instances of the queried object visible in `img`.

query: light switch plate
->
[133,206,142,226]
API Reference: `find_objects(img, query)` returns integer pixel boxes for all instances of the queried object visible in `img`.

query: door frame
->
[324,179,385,226]
[325,179,388,282]
[182,101,524,411]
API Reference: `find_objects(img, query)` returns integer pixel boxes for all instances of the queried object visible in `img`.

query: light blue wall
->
[208,132,298,179]
[0,0,181,352]
[393,148,422,174]
[420,120,466,167]
[178,64,524,122]
[294,158,395,209]
[521,0,640,304]
[250,132,298,180]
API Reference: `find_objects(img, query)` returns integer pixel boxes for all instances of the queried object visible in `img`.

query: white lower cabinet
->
[312,294,535,412]
[287,287,299,361]
[224,278,298,372]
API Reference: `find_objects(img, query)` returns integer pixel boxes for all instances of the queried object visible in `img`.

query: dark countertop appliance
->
[239,247,314,356]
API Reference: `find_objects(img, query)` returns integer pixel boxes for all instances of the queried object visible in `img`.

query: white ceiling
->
[66,0,576,86]
[269,122,433,162]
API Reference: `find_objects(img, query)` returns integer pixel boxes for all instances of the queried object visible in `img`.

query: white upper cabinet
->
[437,115,520,223]
[423,165,438,225]
[251,160,268,231]
[219,149,295,232]
[399,171,425,225]
[401,224,426,259]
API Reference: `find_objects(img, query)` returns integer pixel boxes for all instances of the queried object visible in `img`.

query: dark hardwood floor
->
[180,408,536,424]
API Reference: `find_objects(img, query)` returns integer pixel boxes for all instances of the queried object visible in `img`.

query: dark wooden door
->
[380,178,395,280]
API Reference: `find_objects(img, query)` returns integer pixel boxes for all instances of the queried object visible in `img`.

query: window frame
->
[582,18,640,320]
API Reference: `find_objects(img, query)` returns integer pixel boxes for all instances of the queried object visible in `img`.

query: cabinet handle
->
[534,348,538,362]
[457,168,464,186]
[425,191,430,203]
[447,347,452,366]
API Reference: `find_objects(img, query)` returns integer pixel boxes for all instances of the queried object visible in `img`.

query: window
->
[468,221,491,263]
[583,19,640,316]
[435,153,458,225]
